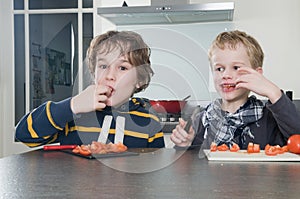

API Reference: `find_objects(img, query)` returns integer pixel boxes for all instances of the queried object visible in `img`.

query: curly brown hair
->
[86,30,153,93]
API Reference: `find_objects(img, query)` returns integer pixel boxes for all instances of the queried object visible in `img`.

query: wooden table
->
[1,148,300,199]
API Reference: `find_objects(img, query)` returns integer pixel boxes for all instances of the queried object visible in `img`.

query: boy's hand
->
[236,67,282,103]
[71,85,112,114]
[170,118,195,147]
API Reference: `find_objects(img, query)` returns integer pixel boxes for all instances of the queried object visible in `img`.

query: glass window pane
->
[83,13,93,60]
[29,0,78,9]
[14,0,24,10]
[14,14,26,124]
[83,0,93,8]
[29,14,78,110]
[82,13,93,87]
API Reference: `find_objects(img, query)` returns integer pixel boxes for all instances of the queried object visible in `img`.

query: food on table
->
[72,144,92,156]
[209,141,290,156]
[210,142,217,152]
[217,143,229,151]
[264,144,288,156]
[72,141,128,156]
[247,142,260,153]
[287,134,300,154]
[210,142,239,152]
[229,143,240,152]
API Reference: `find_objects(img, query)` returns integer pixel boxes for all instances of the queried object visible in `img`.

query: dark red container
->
[149,100,187,113]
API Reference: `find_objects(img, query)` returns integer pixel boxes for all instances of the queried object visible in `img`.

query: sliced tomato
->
[264,145,278,156]
[210,142,217,152]
[72,145,80,153]
[253,144,260,153]
[264,144,271,151]
[281,145,288,152]
[230,143,240,152]
[217,143,229,151]
[116,142,127,152]
[247,142,254,153]
[78,145,92,156]
[274,145,284,154]
[247,143,260,153]
[264,144,290,156]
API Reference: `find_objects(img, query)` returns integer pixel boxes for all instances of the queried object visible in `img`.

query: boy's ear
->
[256,67,263,74]
[136,82,142,89]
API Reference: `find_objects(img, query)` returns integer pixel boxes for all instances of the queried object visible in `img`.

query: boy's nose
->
[222,69,233,79]
[105,66,116,81]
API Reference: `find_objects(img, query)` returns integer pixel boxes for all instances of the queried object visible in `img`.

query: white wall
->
[231,0,300,98]
[195,0,300,98]
[96,0,300,99]
[0,0,5,158]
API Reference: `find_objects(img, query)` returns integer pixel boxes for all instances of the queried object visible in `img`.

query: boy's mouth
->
[107,86,114,98]
[222,83,236,90]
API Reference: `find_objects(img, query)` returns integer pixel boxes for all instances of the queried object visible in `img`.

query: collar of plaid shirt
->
[202,95,264,147]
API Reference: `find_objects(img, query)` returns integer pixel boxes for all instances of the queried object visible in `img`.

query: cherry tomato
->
[287,134,300,154]
[230,143,240,152]
[217,143,229,151]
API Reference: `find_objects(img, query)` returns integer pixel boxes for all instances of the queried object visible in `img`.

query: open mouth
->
[222,83,236,89]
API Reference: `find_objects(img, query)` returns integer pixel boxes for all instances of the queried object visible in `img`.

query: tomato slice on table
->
[79,148,92,156]
[210,142,217,152]
[247,142,260,153]
[253,144,260,153]
[281,145,288,152]
[230,143,240,152]
[247,142,254,153]
[264,145,278,156]
[274,145,285,154]
[116,142,127,152]
[73,145,92,156]
[217,143,229,151]
[72,145,80,153]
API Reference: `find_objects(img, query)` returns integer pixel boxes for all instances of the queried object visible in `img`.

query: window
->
[14,0,93,124]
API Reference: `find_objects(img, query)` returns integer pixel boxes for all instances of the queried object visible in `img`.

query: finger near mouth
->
[106,87,114,97]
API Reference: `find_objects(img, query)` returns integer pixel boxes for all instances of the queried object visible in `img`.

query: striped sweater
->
[15,97,165,148]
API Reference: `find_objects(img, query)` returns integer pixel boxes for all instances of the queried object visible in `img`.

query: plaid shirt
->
[202,96,264,147]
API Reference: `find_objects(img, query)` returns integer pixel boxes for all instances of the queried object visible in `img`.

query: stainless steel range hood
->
[97,2,234,25]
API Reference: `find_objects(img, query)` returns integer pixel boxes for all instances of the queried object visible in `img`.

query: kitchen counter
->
[1,148,300,199]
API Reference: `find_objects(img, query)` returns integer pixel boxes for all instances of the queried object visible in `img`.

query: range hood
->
[97,2,234,25]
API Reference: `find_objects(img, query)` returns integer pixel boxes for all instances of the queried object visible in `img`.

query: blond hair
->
[208,30,264,69]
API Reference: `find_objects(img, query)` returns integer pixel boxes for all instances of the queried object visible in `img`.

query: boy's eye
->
[98,64,107,69]
[119,66,128,71]
[216,67,225,72]
[234,66,240,70]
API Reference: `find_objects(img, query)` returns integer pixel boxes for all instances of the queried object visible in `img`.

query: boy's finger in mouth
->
[105,86,114,97]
